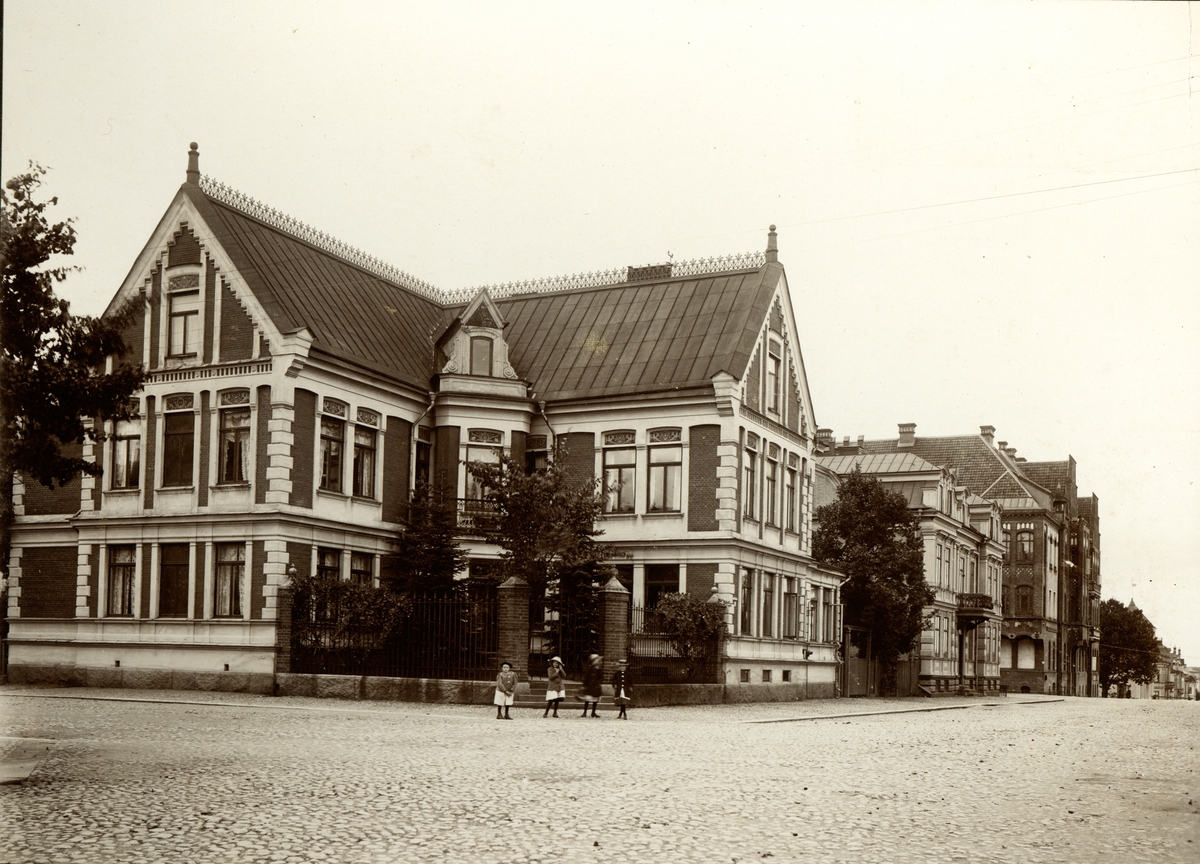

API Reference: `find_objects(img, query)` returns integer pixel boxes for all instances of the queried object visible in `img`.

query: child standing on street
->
[494,661,517,720]
[544,656,566,717]
[581,653,603,717]
[612,660,632,719]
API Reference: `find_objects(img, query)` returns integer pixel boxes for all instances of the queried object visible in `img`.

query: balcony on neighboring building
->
[456,498,501,535]
[957,592,999,630]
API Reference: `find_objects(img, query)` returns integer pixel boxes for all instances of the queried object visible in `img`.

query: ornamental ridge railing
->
[200,175,766,306]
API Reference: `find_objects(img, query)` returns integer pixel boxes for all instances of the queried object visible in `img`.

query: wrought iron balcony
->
[456,499,500,535]
[956,592,998,629]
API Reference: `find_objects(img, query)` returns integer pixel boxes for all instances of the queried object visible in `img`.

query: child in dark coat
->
[580,653,603,717]
[612,661,632,719]
[494,661,517,719]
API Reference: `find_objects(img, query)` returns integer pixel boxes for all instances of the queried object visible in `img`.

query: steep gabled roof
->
[490,263,782,401]
[185,186,446,385]
[1017,460,1071,497]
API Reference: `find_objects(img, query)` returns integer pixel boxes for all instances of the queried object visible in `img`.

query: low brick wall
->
[274,673,495,704]
[8,663,274,695]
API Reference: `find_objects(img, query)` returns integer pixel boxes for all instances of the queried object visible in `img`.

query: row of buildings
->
[3,144,1104,698]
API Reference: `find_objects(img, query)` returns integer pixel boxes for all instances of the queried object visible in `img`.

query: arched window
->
[1016,584,1033,615]
[999,638,1013,669]
[1017,639,1036,670]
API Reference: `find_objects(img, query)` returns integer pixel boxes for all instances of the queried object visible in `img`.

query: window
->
[740,569,754,635]
[320,416,344,492]
[525,435,548,475]
[1002,529,1011,562]
[415,438,431,489]
[761,575,774,638]
[353,426,376,498]
[219,408,251,484]
[317,547,342,582]
[821,588,835,642]
[214,544,243,617]
[604,447,636,513]
[785,466,797,531]
[159,544,189,617]
[782,669,792,682]
[1016,530,1034,563]
[767,343,781,414]
[648,445,682,512]
[1016,639,1036,670]
[740,669,751,683]
[1016,584,1033,615]
[111,419,141,489]
[350,552,374,585]
[644,564,679,609]
[167,291,200,357]
[162,411,194,487]
[762,669,773,683]
[958,556,966,593]
[743,443,757,520]
[783,578,799,639]
[470,337,492,376]
[466,443,500,501]
[765,457,778,525]
[107,546,135,616]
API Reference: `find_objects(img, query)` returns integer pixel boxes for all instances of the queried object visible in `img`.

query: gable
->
[736,269,815,436]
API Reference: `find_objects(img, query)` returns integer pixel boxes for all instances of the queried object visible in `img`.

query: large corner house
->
[7,145,845,696]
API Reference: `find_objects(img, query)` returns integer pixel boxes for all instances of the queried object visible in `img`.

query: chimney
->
[835,435,863,456]
[186,142,200,185]
[1005,446,1017,460]
[765,224,778,263]
[898,422,916,448]
[815,428,834,452]
[980,425,995,446]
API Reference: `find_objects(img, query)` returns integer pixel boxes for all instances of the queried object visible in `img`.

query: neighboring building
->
[1149,642,1187,700]
[815,450,1004,695]
[822,423,1101,695]
[6,144,845,696]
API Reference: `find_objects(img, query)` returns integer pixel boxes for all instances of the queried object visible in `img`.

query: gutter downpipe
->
[537,399,557,456]
[409,391,437,499]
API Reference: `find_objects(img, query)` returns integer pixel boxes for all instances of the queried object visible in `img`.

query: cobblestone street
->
[1,687,1196,863]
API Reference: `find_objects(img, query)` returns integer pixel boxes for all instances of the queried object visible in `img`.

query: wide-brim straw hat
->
[550,656,564,667]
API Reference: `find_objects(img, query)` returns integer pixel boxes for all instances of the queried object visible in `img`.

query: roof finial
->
[765,224,778,263]
[186,142,200,185]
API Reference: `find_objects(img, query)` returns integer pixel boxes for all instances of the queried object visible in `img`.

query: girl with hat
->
[544,656,566,718]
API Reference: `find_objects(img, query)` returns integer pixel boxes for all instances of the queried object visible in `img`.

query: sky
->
[4,2,1199,663]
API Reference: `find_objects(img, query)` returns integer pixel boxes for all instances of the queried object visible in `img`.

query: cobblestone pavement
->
[1,686,1196,863]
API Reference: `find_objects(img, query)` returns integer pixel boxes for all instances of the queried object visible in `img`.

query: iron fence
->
[529,599,598,679]
[291,585,499,681]
[628,606,722,684]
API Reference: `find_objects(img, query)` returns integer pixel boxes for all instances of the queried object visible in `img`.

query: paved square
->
[1,688,1196,863]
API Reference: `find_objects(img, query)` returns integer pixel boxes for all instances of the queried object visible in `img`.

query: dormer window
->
[470,337,493,376]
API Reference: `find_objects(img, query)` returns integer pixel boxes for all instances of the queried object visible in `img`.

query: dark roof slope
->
[187,186,445,387]
[1018,461,1071,496]
[493,264,780,401]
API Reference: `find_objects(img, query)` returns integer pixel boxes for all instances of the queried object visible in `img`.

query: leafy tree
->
[381,483,468,596]
[647,591,729,682]
[465,450,613,666]
[1,165,145,575]
[813,467,932,691]
[289,568,412,674]
[1098,598,1158,697]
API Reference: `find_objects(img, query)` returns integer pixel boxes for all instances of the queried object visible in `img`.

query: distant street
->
[1,688,1197,863]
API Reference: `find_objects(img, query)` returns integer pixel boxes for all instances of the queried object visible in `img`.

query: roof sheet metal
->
[816,452,940,475]
[497,267,776,401]
[194,190,445,387]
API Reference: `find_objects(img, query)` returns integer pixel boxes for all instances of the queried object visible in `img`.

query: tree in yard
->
[812,467,932,691]
[1,165,145,577]
[380,483,469,596]
[647,591,729,682]
[1098,598,1158,697]
[464,450,614,665]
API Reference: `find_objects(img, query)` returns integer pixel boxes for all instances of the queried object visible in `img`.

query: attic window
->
[470,337,493,376]
[767,340,782,415]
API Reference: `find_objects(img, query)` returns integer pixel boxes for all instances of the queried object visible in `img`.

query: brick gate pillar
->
[598,575,630,679]
[498,576,531,682]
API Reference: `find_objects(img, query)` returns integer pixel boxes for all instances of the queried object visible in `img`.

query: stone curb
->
[740,697,1065,723]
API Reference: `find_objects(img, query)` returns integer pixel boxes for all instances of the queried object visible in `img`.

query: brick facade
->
[168,224,202,268]
[14,547,77,618]
[381,416,412,523]
[290,389,316,508]
[686,562,717,598]
[197,391,211,506]
[688,424,721,531]
[557,432,595,488]
[219,280,254,361]
[255,386,271,504]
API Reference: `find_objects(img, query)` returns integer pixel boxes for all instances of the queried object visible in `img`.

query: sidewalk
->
[0,682,1065,724]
